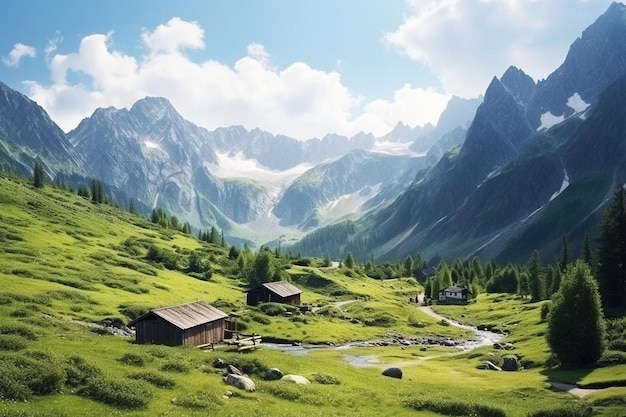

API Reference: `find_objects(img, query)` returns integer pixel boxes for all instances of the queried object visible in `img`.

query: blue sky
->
[0,0,617,139]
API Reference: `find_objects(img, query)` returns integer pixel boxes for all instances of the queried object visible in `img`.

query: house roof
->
[440,286,471,293]
[258,281,302,297]
[127,300,228,330]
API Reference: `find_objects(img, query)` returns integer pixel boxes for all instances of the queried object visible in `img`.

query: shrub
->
[264,381,303,401]
[0,335,28,351]
[0,323,38,340]
[0,352,66,399]
[220,356,268,376]
[540,302,550,321]
[78,376,152,409]
[127,371,175,389]
[172,391,223,409]
[312,373,341,385]
[118,303,150,321]
[250,313,271,325]
[160,360,190,373]
[64,355,103,387]
[363,314,396,327]
[526,405,592,417]
[406,397,506,417]
[118,353,146,367]
[597,350,626,367]
[258,303,286,316]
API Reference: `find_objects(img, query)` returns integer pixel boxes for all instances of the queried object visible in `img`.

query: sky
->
[0,0,617,140]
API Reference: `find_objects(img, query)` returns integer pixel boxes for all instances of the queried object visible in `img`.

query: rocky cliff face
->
[0,81,86,178]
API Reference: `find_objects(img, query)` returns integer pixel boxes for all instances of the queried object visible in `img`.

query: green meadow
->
[0,174,625,416]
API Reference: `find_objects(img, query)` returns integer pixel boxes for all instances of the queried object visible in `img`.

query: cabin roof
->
[440,286,471,293]
[254,281,302,297]
[127,300,228,330]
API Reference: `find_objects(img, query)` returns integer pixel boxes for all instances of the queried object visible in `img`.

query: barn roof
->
[259,281,302,297]
[127,300,228,330]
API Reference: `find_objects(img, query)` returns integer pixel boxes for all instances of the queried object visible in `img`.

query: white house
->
[438,286,472,303]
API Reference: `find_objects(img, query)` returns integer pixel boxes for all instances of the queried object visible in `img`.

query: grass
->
[0,175,624,416]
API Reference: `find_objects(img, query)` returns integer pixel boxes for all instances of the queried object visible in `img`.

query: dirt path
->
[550,382,603,398]
[312,299,359,313]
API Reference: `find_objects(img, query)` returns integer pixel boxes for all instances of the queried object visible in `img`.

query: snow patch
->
[550,169,570,201]
[210,152,312,187]
[521,205,545,223]
[372,140,424,157]
[144,141,160,149]
[566,93,590,113]
[537,112,564,131]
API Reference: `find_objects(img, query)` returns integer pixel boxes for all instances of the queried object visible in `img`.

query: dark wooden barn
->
[246,281,302,306]
[127,301,228,346]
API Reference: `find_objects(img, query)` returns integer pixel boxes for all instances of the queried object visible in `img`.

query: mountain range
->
[1,2,625,264]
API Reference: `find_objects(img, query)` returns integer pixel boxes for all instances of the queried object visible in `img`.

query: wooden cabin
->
[246,281,302,306]
[127,300,228,347]
[438,286,472,303]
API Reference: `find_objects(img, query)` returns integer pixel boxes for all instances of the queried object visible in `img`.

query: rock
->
[223,374,256,392]
[281,374,311,385]
[225,364,243,376]
[493,342,503,350]
[264,368,283,381]
[503,343,515,350]
[477,361,502,371]
[212,358,225,368]
[502,356,520,372]
[382,367,403,379]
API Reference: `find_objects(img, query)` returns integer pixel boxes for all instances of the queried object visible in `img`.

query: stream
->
[264,305,506,366]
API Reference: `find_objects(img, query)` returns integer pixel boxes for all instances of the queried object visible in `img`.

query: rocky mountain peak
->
[500,66,536,106]
[129,96,181,123]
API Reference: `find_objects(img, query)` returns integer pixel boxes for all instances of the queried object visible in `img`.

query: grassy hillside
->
[0,174,625,416]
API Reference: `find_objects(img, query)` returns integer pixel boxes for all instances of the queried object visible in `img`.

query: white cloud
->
[24,18,448,139]
[141,17,204,55]
[386,0,614,97]
[3,43,36,67]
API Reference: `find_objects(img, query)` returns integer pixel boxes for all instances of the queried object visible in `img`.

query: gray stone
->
[502,356,520,372]
[225,364,243,375]
[382,367,403,379]
[477,361,502,371]
[212,358,225,368]
[281,374,311,385]
[223,374,256,392]
[264,368,283,381]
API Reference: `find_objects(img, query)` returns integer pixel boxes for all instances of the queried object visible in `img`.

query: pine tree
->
[528,250,545,302]
[547,261,606,367]
[596,187,626,313]
[33,163,44,188]
[404,255,414,277]
[560,236,570,273]
[344,252,355,269]
[581,234,593,267]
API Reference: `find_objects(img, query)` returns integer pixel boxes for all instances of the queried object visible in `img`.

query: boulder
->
[212,358,226,368]
[477,361,502,371]
[502,356,520,372]
[281,374,311,385]
[264,368,283,381]
[382,367,403,379]
[225,364,243,376]
[223,374,256,392]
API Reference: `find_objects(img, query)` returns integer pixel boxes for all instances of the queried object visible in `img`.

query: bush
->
[219,356,268,376]
[0,335,28,351]
[258,303,286,316]
[527,405,592,417]
[64,355,103,387]
[78,376,152,409]
[0,323,38,340]
[264,381,303,401]
[0,352,66,399]
[250,313,271,325]
[540,302,550,321]
[160,360,190,373]
[172,391,223,409]
[597,350,626,367]
[312,373,341,385]
[127,371,175,389]
[118,353,146,367]
[406,397,506,417]
[118,303,150,321]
